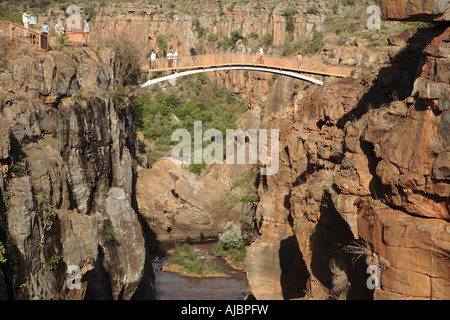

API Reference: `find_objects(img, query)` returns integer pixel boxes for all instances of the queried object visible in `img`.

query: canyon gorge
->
[0,0,448,300]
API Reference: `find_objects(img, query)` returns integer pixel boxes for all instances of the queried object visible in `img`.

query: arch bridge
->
[137,53,353,88]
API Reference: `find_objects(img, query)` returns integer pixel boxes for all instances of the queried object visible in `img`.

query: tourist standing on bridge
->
[167,47,174,68]
[83,19,90,45]
[296,51,303,68]
[257,46,264,64]
[190,47,197,65]
[173,49,178,68]
[150,50,157,69]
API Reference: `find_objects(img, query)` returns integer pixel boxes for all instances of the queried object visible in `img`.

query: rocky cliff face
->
[245,7,449,300]
[91,1,325,55]
[0,43,155,300]
[376,0,450,22]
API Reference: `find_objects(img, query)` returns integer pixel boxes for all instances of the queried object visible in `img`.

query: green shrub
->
[281,7,296,16]
[189,162,207,176]
[302,26,324,54]
[11,160,29,177]
[217,221,244,251]
[0,12,21,24]
[332,3,339,14]
[156,34,167,51]
[0,242,6,264]
[166,243,219,275]
[213,221,246,267]
[307,5,320,15]
[261,33,273,46]
[84,5,97,20]
[55,36,69,51]
[365,41,383,49]
[208,34,219,42]
[250,32,259,39]
[342,0,356,6]
[217,170,259,209]
[229,247,246,264]
[282,7,296,33]
[174,242,191,255]
[103,228,118,244]
[193,19,207,38]
[217,31,245,50]
[212,242,225,257]
[50,253,63,265]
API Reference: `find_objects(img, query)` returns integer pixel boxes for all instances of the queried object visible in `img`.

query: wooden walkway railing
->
[0,20,90,51]
[148,53,353,78]
[0,20,48,50]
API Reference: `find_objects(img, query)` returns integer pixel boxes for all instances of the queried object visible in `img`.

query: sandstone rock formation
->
[0,43,154,299]
[376,0,450,22]
[136,159,246,241]
[91,2,325,55]
[245,13,449,300]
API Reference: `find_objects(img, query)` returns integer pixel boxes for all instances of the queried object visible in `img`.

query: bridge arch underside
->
[137,66,324,89]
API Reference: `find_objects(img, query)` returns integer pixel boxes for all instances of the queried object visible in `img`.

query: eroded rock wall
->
[0,44,155,300]
[375,0,450,22]
[91,2,325,55]
[245,22,449,300]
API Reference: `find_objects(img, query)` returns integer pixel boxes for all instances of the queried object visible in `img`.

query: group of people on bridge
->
[148,44,303,70]
[149,46,194,69]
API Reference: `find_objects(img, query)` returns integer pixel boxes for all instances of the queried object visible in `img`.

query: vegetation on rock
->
[0,243,6,264]
[213,221,246,270]
[134,74,248,174]
[163,243,224,277]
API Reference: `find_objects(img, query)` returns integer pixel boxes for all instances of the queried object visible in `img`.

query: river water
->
[152,241,250,300]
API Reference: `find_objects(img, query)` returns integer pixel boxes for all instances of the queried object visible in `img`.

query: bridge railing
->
[47,31,90,48]
[0,20,90,51]
[150,53,300,71]
[0,20,48,51]
[148,53,352,77]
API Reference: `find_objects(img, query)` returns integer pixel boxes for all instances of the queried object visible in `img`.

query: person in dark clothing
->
[190,47,197,65]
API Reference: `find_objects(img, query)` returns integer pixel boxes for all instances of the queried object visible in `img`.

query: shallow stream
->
[151,241,249,300]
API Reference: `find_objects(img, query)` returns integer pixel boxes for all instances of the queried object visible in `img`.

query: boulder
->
[101,188,148,300]
[136,160,242,241]
[388,28,418,47]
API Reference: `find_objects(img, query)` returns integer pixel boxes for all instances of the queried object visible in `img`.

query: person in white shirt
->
[150,50,157,69]
[22,10,32,38]
[83,19,90,45]
[257,46,264,64]
[55,18,66,36]
[173,49,178,68]
[167,47,173,68]
[83,19,90,33]
[22,10,31,29]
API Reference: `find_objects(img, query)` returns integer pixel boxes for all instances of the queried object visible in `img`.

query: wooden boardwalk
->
[0,19,90,51]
